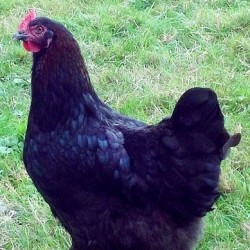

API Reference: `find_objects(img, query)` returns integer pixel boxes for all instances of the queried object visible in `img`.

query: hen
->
[14,11,240,250]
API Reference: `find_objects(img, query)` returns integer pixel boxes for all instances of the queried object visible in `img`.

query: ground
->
[0,1,249,249]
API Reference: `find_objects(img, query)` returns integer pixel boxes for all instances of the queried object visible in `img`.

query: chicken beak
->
[13,31,29,41]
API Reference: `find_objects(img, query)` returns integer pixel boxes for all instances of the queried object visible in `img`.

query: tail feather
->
[222,133,241,159]
[169,87,234,157]
[171,87,222,130]
[158,88,240,219]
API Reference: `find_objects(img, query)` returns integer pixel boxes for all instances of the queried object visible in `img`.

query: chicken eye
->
[35,26,44,34]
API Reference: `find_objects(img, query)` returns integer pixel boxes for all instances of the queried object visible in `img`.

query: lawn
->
[0,0,249,249]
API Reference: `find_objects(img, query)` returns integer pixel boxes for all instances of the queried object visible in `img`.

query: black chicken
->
[14,11,240,250]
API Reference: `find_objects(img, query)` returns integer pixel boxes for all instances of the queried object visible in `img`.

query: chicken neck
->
[29,34,99,132]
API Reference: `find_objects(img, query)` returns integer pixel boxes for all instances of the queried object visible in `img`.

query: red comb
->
[18,10,37,30]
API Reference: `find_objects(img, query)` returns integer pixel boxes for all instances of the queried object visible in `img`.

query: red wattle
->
[23,41,41,53]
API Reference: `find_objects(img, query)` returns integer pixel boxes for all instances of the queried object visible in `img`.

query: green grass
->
[0,0,249,249]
